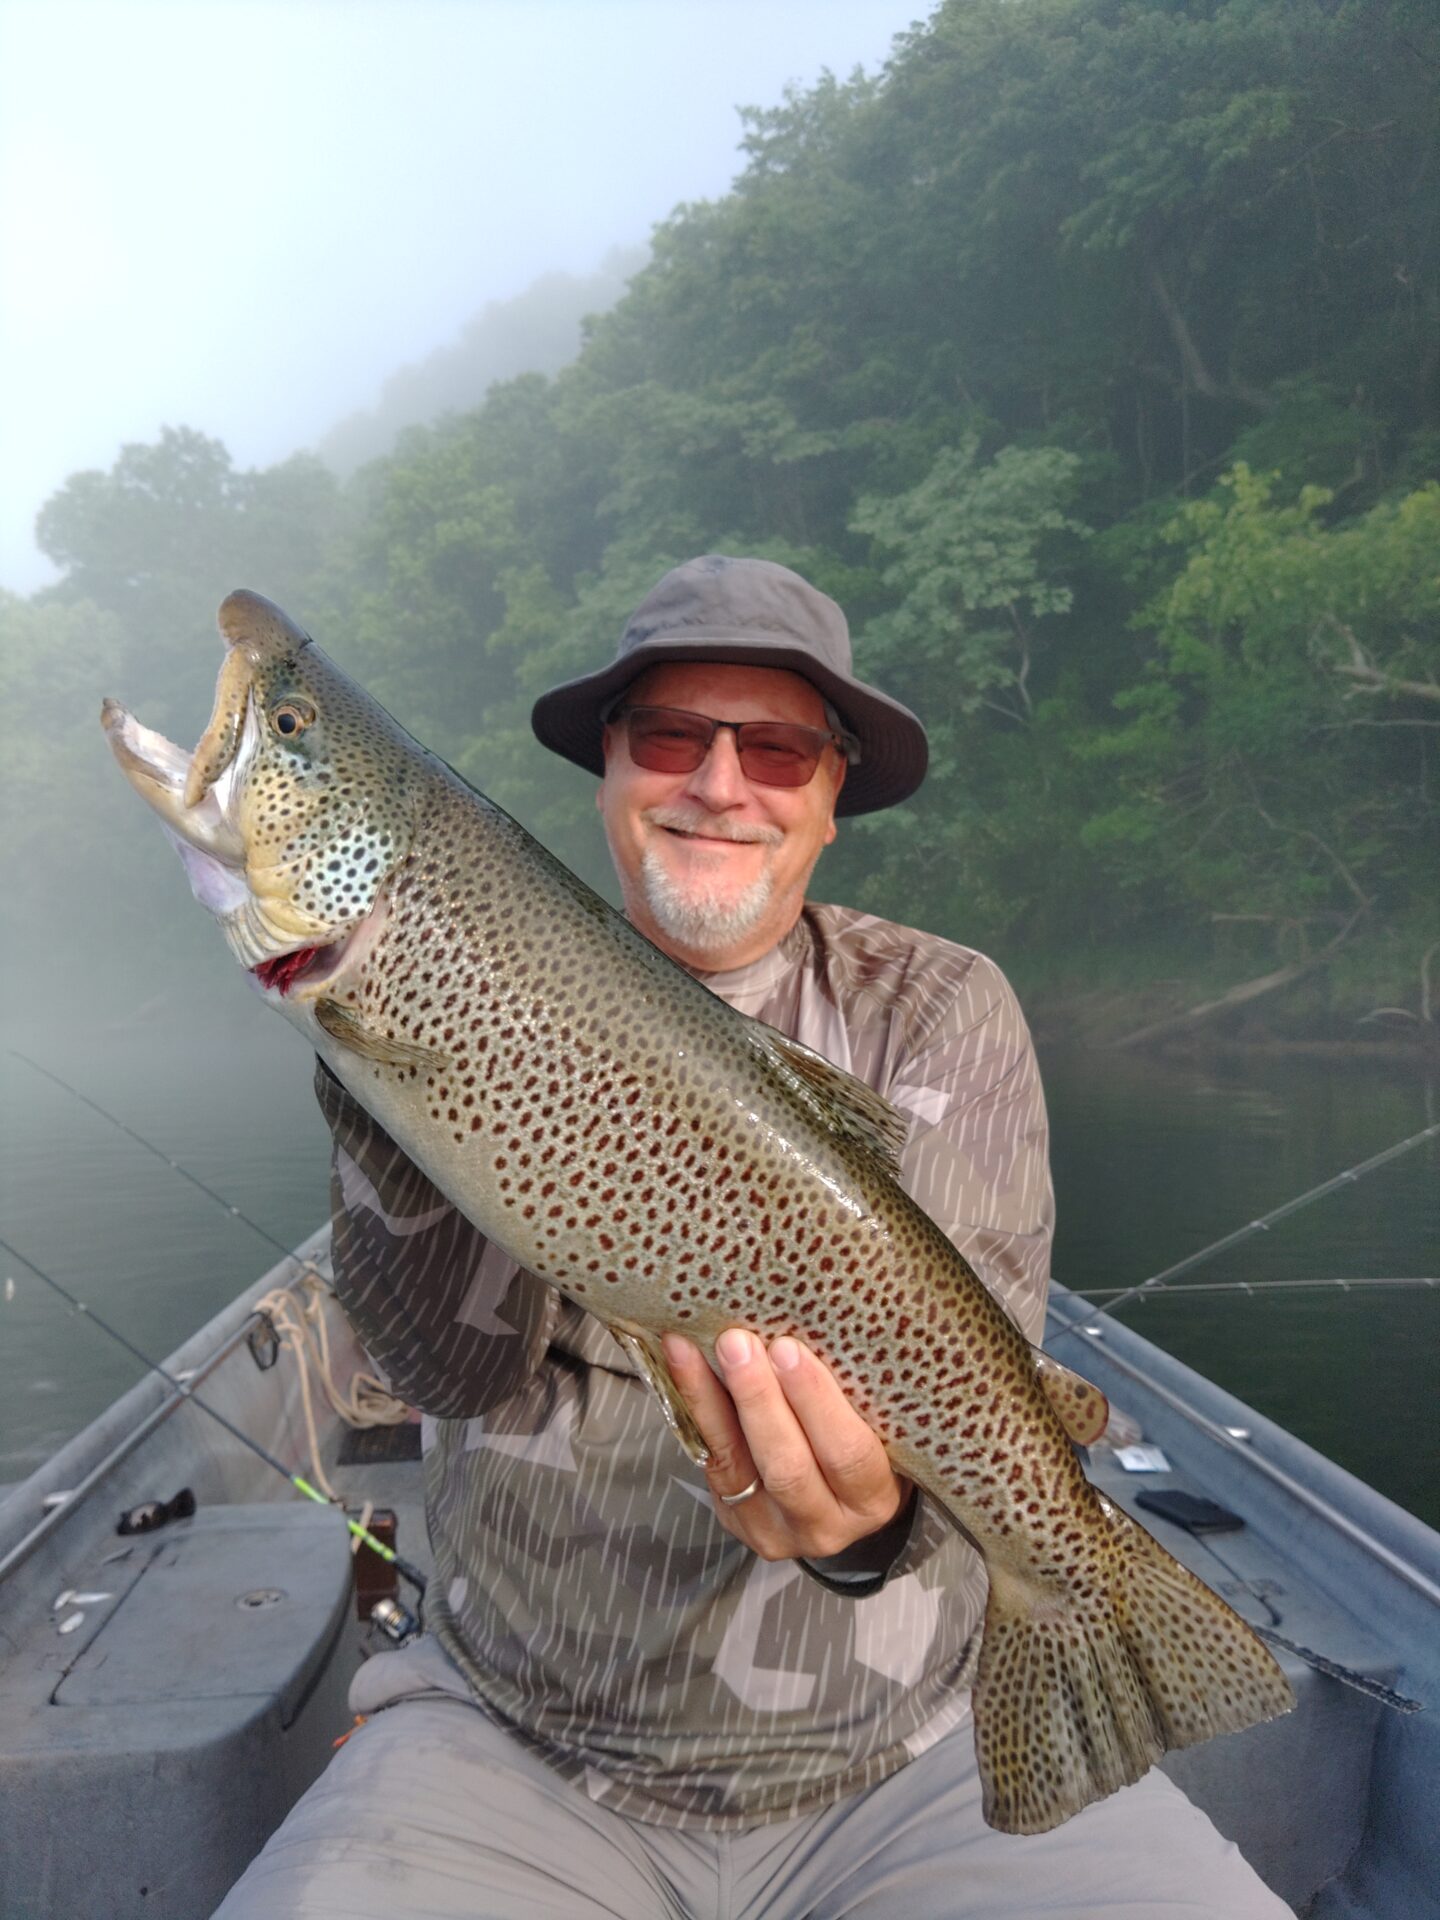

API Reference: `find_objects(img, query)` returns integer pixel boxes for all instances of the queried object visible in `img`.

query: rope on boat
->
[1184,1525,1427,1714]
[1253,1627,1424,1715]
[252,1272,410,1505]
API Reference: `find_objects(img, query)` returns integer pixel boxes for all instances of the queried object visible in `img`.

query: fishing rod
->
[1050,1119,1440,1349]
[0,1230,426,1597]
[11,1049,1435,1580]
[5,1048,428,1587]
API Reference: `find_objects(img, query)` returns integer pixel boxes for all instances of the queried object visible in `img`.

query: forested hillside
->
[316,250,646,476]
[10,0,1438,1039]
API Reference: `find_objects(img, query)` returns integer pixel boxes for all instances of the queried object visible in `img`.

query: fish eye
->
[270,699,316,739]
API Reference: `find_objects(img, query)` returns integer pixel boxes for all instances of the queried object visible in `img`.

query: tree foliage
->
[21,0,1440,1022]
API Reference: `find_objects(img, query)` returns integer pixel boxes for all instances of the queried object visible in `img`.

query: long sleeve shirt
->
[316,901,1053,1828]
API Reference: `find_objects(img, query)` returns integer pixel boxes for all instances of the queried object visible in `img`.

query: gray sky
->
[0,0,923,593]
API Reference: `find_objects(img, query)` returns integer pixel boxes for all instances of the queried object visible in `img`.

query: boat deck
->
[0,1234,1435,1919]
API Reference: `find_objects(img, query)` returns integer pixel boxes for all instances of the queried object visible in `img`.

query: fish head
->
[103,589,417,992]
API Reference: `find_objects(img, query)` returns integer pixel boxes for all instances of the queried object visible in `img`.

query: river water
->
[2,975,1436,1527]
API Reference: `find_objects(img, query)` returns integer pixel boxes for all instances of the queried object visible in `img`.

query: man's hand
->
[661,1328,912,1562]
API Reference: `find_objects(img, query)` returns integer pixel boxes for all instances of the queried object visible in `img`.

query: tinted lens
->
[734,724,823,786]
[626,708,713,773]
[622,707,829,787]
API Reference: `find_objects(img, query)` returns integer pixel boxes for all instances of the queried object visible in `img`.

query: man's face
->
[597,660,846,971]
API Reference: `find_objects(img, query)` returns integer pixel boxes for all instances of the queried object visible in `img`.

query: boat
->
[0,1232,1435,1919]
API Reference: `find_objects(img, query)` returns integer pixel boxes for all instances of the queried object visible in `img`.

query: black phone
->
[1135,1488,1245,1535]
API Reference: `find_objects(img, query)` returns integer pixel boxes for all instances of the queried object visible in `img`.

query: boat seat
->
[0,1501,358,1920]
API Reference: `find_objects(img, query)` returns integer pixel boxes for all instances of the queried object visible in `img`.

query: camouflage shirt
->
[317,902,1053,1828]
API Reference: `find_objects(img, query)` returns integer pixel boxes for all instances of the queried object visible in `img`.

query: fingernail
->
[770,1337,800,1373]
[716,1329,754,1370]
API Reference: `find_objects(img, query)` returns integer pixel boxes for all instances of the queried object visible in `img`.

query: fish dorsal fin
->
[1033,1348,1110,1447]
[753,1025,909,1175]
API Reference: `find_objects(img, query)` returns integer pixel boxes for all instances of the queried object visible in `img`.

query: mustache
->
[643,805,784,848]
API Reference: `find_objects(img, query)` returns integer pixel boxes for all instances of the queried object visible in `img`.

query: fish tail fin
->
[971,1496,1293,1835]
[1099,1490,1295,1746]
[973,1559,1164,1835]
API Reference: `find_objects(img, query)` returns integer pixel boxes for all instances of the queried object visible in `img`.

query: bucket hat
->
[531,555,928,816]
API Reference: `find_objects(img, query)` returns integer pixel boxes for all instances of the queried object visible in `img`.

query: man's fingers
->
[660,1331,756,1490]
[771,1336,898,1482]
[710,1329,839,1517]
[661,1328,906,1560]
[768,1337,908,1523]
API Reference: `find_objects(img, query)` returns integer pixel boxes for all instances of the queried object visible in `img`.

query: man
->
[217,557,1286,1917]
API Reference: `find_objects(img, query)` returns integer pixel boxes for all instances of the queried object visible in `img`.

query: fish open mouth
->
[249,885,391,1000]
[105,683,394,994]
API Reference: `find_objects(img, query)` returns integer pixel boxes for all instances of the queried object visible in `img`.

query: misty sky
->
[0,0,923,594]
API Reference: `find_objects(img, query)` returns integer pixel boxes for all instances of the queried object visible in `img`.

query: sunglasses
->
[611,704,859,789]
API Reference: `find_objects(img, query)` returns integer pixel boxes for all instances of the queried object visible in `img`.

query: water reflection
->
[1041,1042,1439,1527]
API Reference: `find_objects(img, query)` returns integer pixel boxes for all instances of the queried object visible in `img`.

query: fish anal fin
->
[314,997,448,1073]
[1033,1349,1110,1447]
[609,1324,711,1467]
[757,1027,908,1173]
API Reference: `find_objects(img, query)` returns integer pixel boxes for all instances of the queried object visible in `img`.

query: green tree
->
[34,427,347,739]
[1082,467,1440,958]
[853,439,1088,727]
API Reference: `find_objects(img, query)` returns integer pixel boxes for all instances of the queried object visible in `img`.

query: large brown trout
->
[102,590,1292,1833]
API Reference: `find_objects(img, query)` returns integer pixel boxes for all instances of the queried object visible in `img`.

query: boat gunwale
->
[1046,1284,1440,1608]
[0,1226,334,1582]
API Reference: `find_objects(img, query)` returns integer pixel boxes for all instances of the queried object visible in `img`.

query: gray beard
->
[638,846,775,955]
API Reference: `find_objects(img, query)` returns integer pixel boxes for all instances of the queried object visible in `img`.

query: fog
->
[0,0,916,592]
[0,0,923,1433]
[2,0,1434,1520]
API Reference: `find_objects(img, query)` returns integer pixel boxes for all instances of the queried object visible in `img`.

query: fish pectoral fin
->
[754,1027,908,1174]
[1032,1349,1110,1447]
[608,1324,711,1467]
[313,998,448,1072]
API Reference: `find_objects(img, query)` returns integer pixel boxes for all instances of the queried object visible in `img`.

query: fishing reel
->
[369,1594,420,1645]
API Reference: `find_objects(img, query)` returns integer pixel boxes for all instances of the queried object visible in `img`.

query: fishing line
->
[1050,1119,1440,1347]
[7,1047,323,1277]
[0,1231,426,1598]
[14,1051,1435,1641]
[1181,1527,1424,1716]
[1073,1276,1438,1300]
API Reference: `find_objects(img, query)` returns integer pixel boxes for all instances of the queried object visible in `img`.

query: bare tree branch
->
[1113,910,1365,1051]
[1317,613,1440,705]
[1146,262,1273,413]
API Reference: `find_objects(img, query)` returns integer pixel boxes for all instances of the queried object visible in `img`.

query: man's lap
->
[213,1641,1291,1919]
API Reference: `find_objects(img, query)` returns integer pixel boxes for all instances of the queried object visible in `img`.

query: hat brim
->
[530,631,927,817]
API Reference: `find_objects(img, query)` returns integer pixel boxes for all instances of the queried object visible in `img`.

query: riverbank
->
[1027,985,1438,1063]
[1015,927,1439,1061]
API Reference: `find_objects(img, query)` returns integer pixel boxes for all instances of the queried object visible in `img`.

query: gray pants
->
[215,1637,1291,1919]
